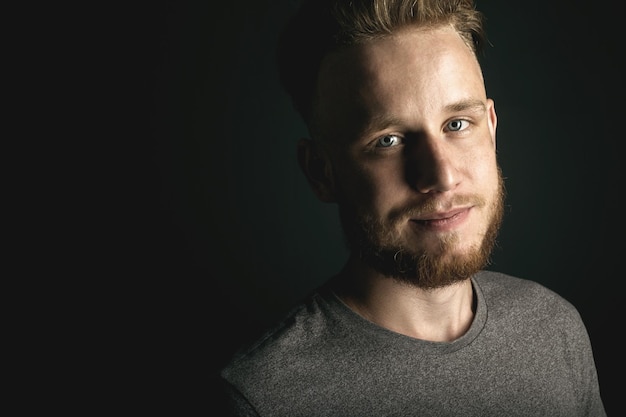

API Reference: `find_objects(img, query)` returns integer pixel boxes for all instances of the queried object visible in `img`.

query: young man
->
[218,1,606,415]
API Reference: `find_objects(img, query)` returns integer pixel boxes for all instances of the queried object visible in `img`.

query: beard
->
[338,168,505,290]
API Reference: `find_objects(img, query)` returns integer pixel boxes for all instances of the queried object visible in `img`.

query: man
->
[218,0,606,415]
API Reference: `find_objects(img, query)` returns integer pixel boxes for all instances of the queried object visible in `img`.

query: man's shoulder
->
[219,289,333,383]
[473,270,580,321]
[475,269,560,297]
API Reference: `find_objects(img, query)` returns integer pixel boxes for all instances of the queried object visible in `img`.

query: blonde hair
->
[277,0,486,127]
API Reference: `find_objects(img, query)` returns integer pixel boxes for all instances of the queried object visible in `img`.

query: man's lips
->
[410,206,472,227]
[412,207,471,221]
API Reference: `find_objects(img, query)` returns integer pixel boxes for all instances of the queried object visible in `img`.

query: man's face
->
[307,25,502,288]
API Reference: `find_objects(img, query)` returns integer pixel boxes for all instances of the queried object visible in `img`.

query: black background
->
[98,0,623,414]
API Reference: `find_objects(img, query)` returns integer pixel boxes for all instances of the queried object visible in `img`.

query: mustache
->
[388,194,486,222]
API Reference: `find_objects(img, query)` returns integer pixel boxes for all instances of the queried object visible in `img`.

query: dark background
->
[104,0,622,414]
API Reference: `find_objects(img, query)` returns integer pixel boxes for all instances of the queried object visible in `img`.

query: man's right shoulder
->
[219,289,332,383]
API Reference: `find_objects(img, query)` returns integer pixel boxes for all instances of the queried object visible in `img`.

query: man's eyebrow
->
[444,99,486,113]
[357,99,487,137]
[356,114,404,139]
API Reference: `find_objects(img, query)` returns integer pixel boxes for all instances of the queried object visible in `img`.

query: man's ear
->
[297,138,336,203]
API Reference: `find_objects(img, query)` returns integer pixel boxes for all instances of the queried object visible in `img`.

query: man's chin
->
[360,245,487,289]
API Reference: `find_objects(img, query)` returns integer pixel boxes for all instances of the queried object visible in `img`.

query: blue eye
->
[447,119,468,132]
[376,134,401,147]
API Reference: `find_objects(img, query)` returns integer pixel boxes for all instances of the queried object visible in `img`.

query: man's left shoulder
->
[473,270,578,316]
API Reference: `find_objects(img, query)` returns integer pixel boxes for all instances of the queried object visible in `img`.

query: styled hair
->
[276,0,486,129]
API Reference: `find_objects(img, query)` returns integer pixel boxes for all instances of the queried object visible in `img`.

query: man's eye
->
[376,134,401,148]
[447,119,469,132]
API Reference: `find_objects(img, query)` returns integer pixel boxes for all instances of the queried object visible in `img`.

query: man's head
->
[277,0,503,289]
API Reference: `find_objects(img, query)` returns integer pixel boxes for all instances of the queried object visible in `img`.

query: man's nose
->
[405,135,460,194]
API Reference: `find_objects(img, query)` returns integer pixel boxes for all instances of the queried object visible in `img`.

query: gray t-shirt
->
[219,271,606,416]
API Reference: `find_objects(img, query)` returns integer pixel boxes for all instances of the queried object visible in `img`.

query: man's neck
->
[332,258,476,342]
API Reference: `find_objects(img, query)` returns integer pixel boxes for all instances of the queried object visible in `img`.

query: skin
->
[298,25,499,342]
